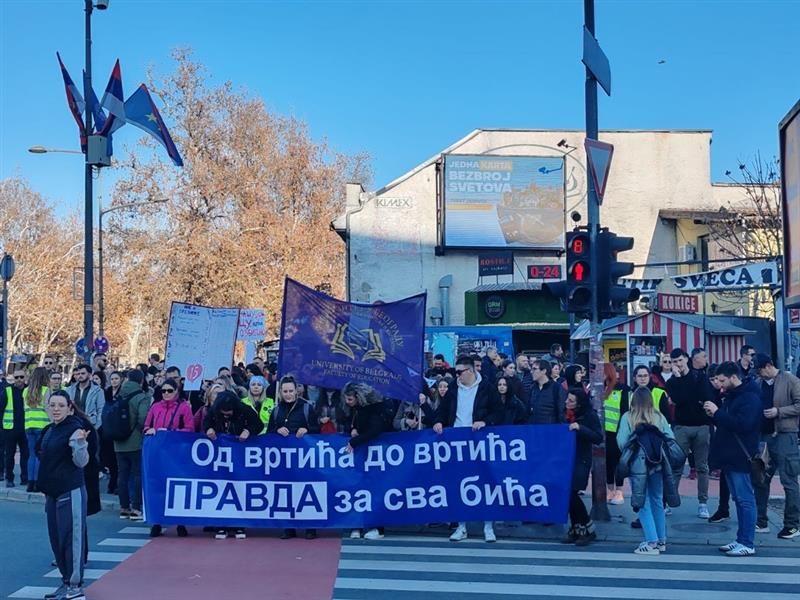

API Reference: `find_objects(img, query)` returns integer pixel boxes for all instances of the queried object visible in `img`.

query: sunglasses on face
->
[455,369,469,375]
[162,388,176,394]
[14,376,25,380]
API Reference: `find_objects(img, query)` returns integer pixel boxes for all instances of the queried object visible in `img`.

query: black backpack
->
[102,391,137,441]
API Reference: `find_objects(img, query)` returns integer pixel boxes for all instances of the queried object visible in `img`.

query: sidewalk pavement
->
[1,474,794,549]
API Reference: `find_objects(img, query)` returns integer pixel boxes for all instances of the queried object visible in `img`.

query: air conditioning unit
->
[678,244,696,263]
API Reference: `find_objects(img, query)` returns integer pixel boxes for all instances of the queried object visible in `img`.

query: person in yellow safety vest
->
[631,365,672,422]
[240,376,275,426]
[23,367,51,493]
[604,363,630,506]
[2,367,29,488]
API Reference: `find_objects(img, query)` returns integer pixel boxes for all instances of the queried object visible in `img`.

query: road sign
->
[94,335,109,353]
[75,337,90,357]
[585,139,614,205]
[582,26,611,95]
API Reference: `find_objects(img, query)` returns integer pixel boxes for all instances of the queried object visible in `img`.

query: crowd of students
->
[1,340,799,598]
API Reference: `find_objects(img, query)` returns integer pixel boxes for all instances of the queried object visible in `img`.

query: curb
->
[0,487,120,511]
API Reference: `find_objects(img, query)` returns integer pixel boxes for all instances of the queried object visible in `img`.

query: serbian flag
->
[56,52,86,152]
[85,80,114,156]
[99,59,125,136]
[124,84,183,167]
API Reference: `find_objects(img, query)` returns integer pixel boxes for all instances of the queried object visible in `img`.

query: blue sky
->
[1,0,798,214]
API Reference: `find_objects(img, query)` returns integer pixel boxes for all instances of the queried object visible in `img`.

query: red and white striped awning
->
[604,312,747,364]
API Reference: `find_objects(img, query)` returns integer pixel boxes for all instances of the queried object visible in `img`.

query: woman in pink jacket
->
[144,379,194,538]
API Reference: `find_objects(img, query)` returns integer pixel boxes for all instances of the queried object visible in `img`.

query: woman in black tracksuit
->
[37,390,90,600]
[267,376,319,540]
[563,387,603,546]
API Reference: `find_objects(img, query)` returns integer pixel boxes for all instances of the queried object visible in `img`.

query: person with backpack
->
[203,390,263,539]
[100,371,124,494]
[267,376,319,540]
[143,379,195,537]
[108,370,150,521]
[616,387,682,555]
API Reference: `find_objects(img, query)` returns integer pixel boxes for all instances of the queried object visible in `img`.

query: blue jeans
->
[25,429,42,482]
[638,469,666,544]
[726,470,756,549]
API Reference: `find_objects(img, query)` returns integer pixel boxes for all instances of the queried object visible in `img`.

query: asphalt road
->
[0,499,125,599]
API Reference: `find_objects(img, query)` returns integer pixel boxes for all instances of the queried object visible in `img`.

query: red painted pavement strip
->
[86,530,342,600]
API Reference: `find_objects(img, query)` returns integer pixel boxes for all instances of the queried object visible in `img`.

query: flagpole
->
[82,0,95,359]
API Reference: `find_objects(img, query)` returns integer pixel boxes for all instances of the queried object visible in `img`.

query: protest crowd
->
[1,340,800,600]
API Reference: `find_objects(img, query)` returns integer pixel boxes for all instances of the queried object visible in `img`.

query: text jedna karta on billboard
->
[442,154,566,250]
[141,425,575,529]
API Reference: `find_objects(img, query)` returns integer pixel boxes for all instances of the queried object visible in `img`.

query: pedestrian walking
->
[37,390,90,600]
[2,367,28,487]
[23,367,50,492]
[751,353,800,539]
[561,387,602,546]
[616,387,681,555]
[666,348,713,519]
[111,369,150,522]
[706,361,761,556]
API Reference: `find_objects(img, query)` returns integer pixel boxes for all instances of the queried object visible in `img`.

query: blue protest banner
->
[142,425,575,529]
[278,278,426,401]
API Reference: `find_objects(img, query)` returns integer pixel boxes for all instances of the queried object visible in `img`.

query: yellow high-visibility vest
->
[604,389,623,433]
[242,396,276,425]
[23,386,50,430]
[2,387,14,430]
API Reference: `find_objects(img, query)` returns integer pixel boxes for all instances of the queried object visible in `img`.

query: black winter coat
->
[486,394,529,426]
[709,380,762,473]
[569,410,603,491]
[267,400,319,435]
[202,400,264,437]
[349,401,385,448]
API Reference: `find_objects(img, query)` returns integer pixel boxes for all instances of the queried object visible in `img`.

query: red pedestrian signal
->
[571,261,589,282]
[543,229,592,316]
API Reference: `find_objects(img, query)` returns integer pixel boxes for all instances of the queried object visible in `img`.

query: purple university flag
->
[278,278,427,401]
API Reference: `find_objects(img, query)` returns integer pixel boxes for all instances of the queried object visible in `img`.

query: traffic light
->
[596,229,640,317]
[544,230,592,315]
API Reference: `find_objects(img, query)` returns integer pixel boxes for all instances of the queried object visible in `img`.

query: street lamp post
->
[98,199,167,335]
[82,0,96,359]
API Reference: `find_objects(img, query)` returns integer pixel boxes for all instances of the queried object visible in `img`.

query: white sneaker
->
[449,525,468,542]
[725,543,756,556]
[698,504,710,519]
[633,542,660,555]
[756,525,770,534]
[349,529,362,539]
[483,525,496,543]
[363,528,384,540]
[656,541,666,553]
[664,506,672,516]
[718,541,737,553]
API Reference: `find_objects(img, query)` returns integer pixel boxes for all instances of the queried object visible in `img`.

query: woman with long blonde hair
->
[24,367,51,492]
[616,386,676,555]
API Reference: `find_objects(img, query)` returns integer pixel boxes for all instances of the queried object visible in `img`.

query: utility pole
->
[82,0,95,359]
[583,0,611,522]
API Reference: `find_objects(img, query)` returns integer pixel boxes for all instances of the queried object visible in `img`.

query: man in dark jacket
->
[2,368,28,487]
[705,361,761,556]
[666,348,712,519]
[529,360,564,424]
[516,354,534,404]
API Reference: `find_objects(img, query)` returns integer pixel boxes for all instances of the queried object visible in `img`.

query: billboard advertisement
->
[443,154,565,250]
[781,100,800,307]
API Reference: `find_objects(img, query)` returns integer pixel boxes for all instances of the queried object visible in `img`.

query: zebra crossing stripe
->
[9,587,58,599]
[97,537,150,548]
[45,567,110,580]
[337,559,800,585]
[340,543,798,567]
[333,577,794,599]
[88,551,133,562]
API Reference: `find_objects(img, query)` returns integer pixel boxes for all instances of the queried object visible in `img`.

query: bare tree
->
[704,154,781,317]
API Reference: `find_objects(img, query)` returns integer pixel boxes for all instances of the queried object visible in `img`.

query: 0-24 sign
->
[527,264,562,280]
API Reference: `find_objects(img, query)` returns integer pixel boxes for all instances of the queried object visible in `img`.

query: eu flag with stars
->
[124,84,183,167]
[278,278,427,401]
